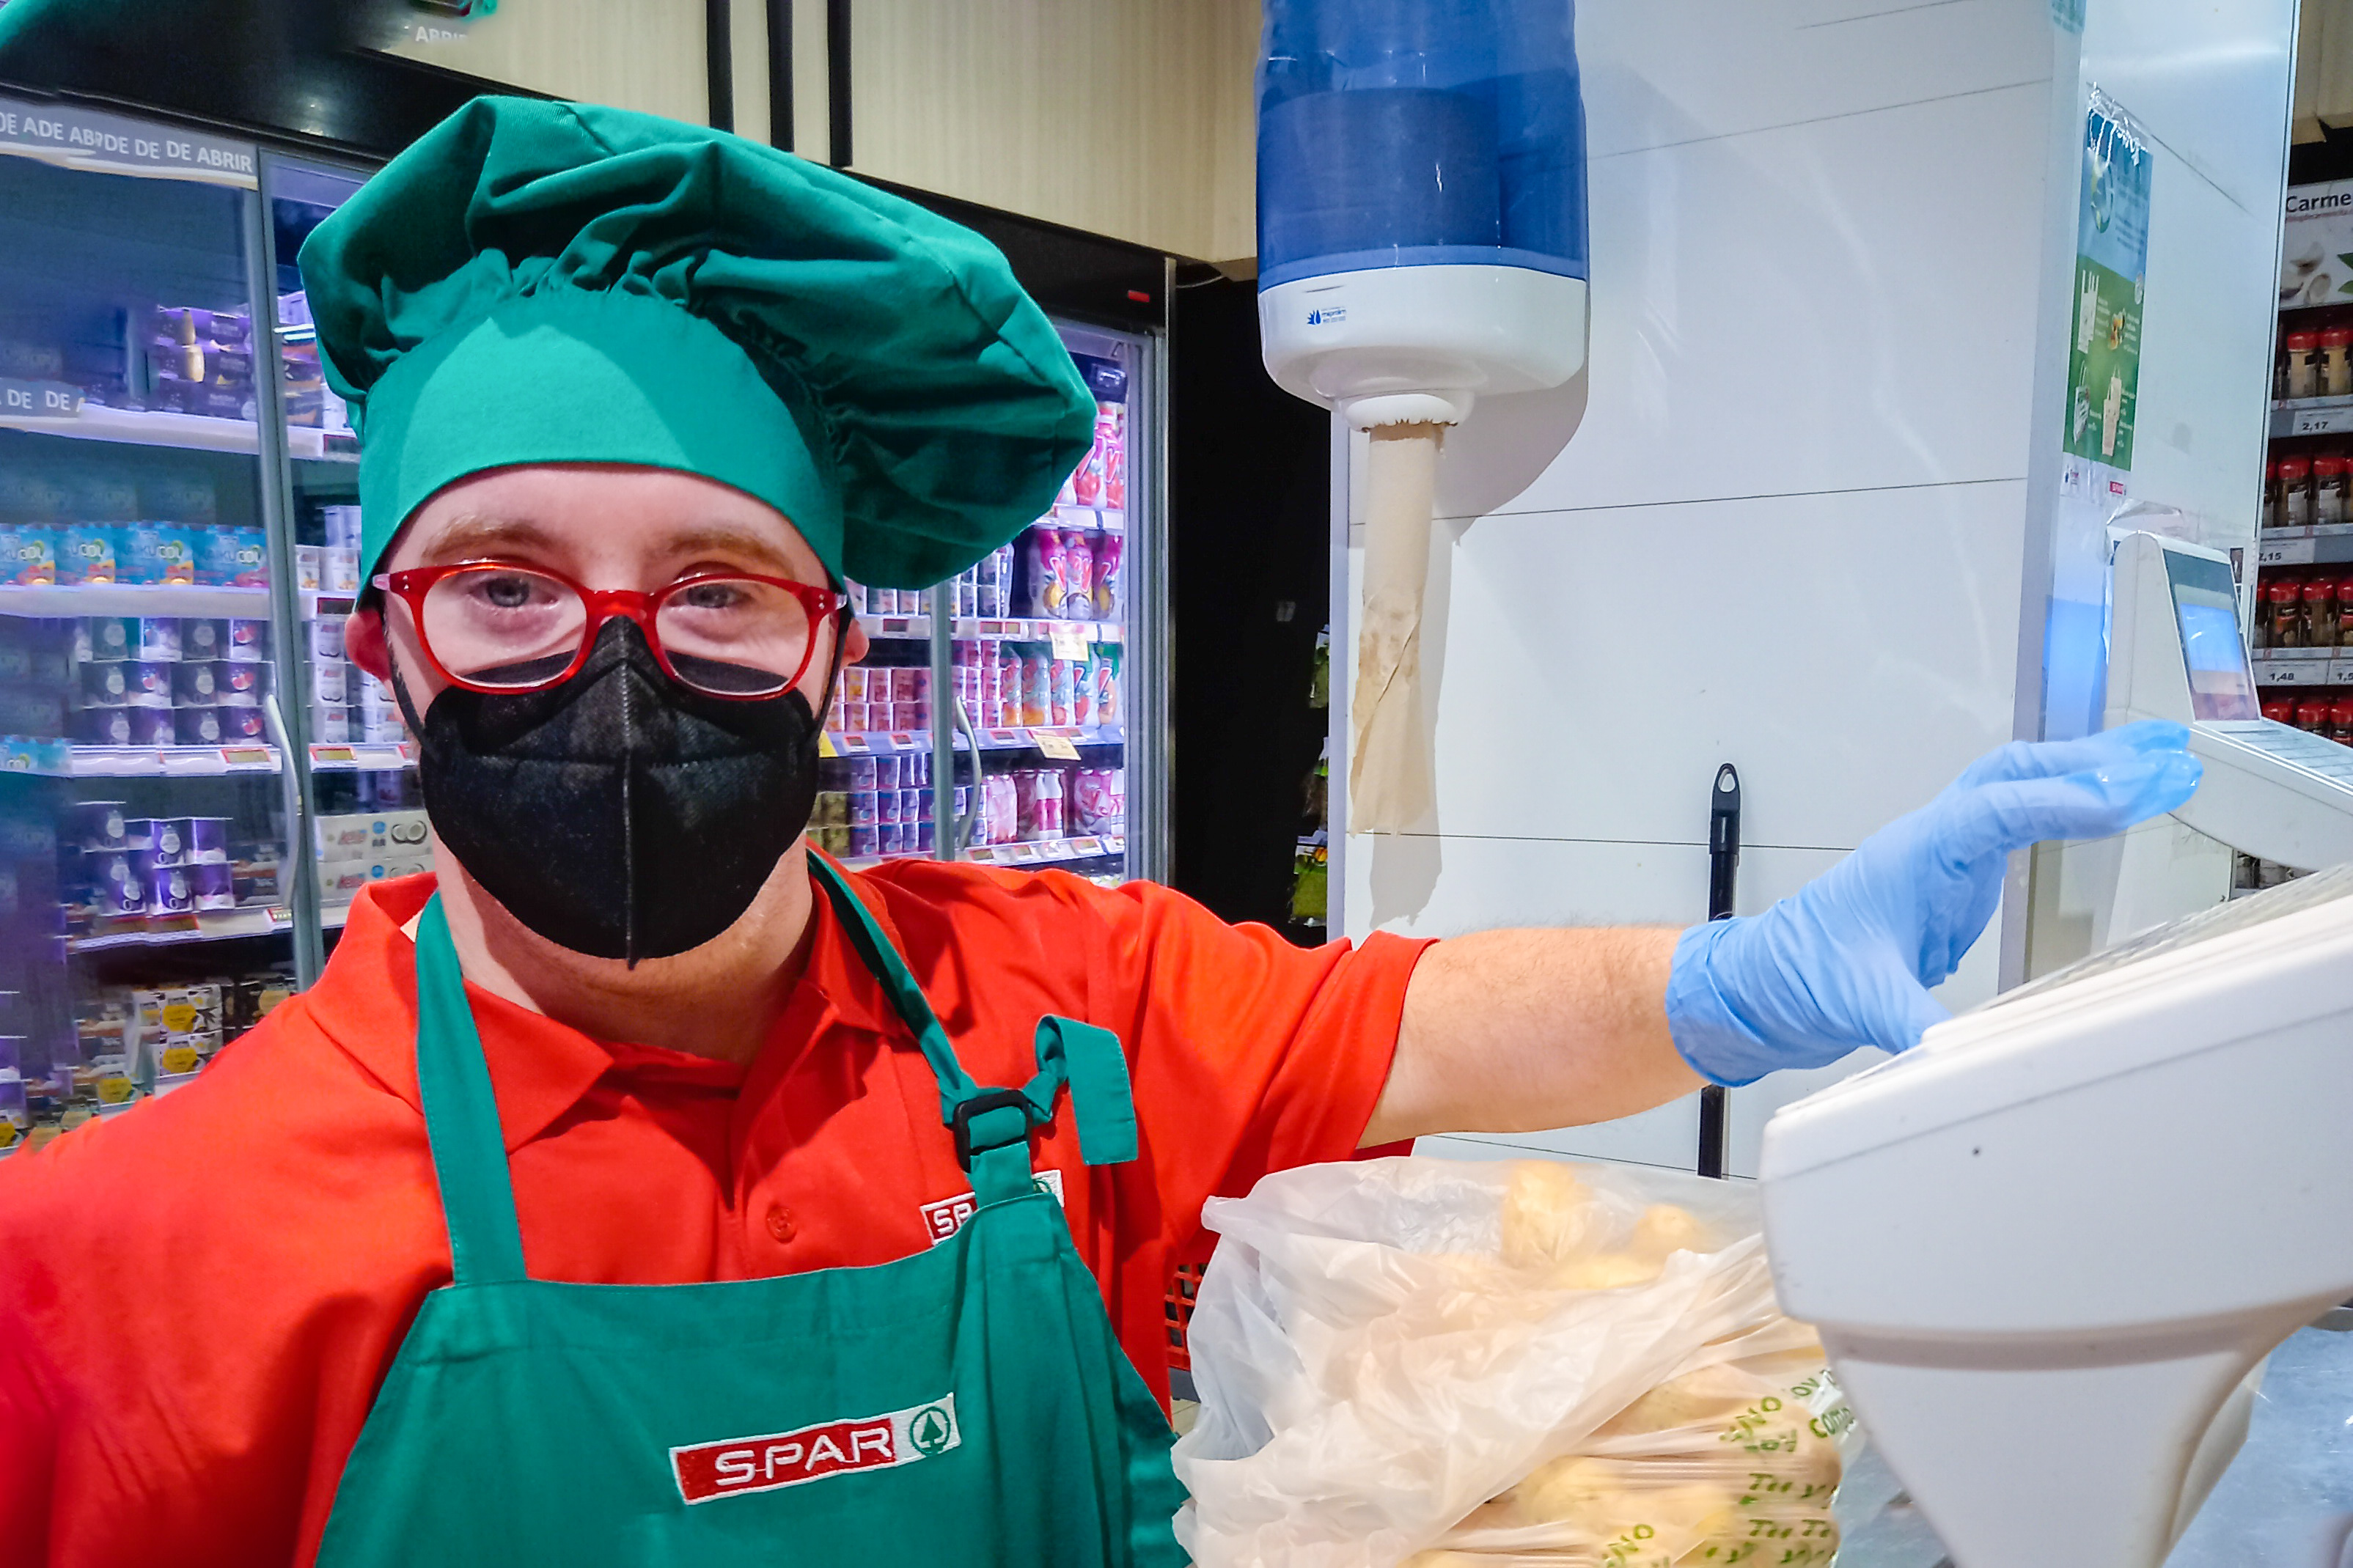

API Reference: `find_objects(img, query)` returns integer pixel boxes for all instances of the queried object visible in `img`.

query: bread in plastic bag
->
[1172,1157,1859,1567]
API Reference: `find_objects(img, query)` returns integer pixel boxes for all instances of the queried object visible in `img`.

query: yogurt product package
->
[0,524,57,585]
[56,523,118,585]
[141,858,195,916]
[197,525,268,588]
[224,618,269,661]
[135,616,182,661]
[123,660,175,707]
[120,523,199,586]
[70,800,130,853]
[173,662,225,703]
[188,861,235,911]
[73,707,135,746]
[173,705,225,746]
[186,817,231,863]
[216,704,266,740]
[78,662,131,707]
[180,617,227,660]
[81,615,134,663]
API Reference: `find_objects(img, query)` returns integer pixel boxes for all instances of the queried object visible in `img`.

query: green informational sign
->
[2063,93,2152,470]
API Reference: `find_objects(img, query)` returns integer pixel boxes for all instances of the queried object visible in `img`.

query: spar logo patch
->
[920,1167,1065,1245]
[671,1395,961,1503]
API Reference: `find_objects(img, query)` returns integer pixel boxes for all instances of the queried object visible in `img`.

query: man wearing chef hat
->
[0,98,2200,1565]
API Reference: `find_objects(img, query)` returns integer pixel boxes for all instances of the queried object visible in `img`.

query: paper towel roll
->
[1351,422,1443,833]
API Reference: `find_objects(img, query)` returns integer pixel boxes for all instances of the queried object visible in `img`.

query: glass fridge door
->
[0,97,305,1152]
[813,320,1158,885]
[257,153,429,976]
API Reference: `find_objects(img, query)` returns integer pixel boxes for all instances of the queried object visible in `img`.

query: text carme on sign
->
[671,1395,961,1503]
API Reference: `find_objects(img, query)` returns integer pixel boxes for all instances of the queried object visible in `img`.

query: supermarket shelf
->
[2249,650,2353,687]
[864,614,1125,644]
[0,402,345,459]
[70,743,279,778]
[56,740,412,777]
[825,725,1123,757]
[0,582,270,616]
[307,741,415,772]
[67,899,349,953]
[966,833,1126,867]
[837,833,1125,874]
[2255,524,2353,567]
[2273,397,2353,439]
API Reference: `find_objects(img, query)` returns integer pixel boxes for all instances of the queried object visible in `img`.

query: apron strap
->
[412,894,529,1287]
[807,859,1138,1205]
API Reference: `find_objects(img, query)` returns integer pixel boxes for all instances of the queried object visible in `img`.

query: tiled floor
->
[1836,1327,2353,1567]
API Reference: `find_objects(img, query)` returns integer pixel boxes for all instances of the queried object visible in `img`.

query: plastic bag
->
[1172,1157,1858,1568]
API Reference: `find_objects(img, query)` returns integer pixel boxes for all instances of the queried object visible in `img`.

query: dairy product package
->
[1174,1158,1860,1568]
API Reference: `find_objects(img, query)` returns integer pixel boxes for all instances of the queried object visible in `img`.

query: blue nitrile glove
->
[1664,721,2203,1084]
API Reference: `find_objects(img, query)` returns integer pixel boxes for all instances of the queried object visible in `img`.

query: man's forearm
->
[1359,927,1700,1147]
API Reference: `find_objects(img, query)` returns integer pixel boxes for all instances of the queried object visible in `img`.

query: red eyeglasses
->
[375,562,847,700]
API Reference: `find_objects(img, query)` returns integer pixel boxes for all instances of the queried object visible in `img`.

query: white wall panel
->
[1397,482,2031,854]
[1579,0,2053,161]
[1485,84,2052,520]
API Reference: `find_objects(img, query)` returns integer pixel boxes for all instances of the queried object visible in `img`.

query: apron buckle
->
[951,1087,1038,1169]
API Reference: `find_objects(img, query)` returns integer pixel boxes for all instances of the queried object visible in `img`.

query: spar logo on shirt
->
[671,1395,961,1503]
[919,1167,1065,1244]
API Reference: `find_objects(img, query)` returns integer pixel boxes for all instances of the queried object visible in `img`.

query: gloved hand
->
[1664,721,2203,1085]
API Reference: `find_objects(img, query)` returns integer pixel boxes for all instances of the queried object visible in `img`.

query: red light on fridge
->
[1126,290,1150,303]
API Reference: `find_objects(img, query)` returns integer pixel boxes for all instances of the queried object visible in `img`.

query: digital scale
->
[2107,529,2353,869]
[1759,531,2353,1567]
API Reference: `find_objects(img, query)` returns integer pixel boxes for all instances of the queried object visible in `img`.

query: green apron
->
[314,861,1186,1566]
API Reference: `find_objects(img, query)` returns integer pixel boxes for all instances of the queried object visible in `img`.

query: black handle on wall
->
[705,0,735,132]
[1698,762,1740,1179]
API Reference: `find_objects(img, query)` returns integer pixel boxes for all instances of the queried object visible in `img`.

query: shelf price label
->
[2292,407,2353,436]
[1048,622,1088,660]
[1035,732,1082,761]
[2256,657,2328,685]
[2259,537,2318,567]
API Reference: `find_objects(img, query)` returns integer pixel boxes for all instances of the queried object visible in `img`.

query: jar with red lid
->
[2263,697,2298,724]
[2297,696,2335,732]
[2333,697,2353,745]
[2325,328,2353,397]
[2269,579,2306,647]
[2338,580,2353,646]
[2319,455,2352,526]
[2286,331,2323,399]
[2280,455,2316,528]
[2308,578,2340,648]
[2264,460,2284,529]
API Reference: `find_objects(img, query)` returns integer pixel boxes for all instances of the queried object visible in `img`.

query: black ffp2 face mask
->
[405,618,825,965]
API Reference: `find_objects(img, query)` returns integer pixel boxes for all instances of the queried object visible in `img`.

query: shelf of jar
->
[862,614,1124,644]
[0,400,353,460]
[822,725,1122,757]
[0,582,271,617]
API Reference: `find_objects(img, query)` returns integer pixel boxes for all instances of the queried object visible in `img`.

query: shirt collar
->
[301,862,913,1152]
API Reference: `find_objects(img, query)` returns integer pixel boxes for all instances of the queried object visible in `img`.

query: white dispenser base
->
[1258,264,1587,428]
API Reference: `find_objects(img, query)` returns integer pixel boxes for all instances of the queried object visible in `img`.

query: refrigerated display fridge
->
[818,320,1167,887]
[0,101,1170,1154]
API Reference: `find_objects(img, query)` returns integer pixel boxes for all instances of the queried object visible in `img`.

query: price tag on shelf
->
[2291,405,2353,436]
[1007,843,1041,863]
[2259,536,2317,567]
[1071,836,1102,856]
[888,732,922,751]
[986,729,1025,748]
[836,733,873,754]
[1105,835,1126,855]
[1035,732,1082,761]
[311,745,358,767]
[219,746,274,771]
[1048,622,1087,661]
[2255,655,2330,686]
[968,845,998,863]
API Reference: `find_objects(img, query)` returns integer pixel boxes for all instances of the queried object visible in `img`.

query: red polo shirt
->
[0,861,1428,1567]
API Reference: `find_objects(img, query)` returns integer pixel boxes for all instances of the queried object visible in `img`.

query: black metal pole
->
[1697,762,1740,1179]
[705,0,735,131]
[826,0,852,166]
[766,0,793,150]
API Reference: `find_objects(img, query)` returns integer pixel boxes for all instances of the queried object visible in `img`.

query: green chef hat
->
[299,95,1095,589]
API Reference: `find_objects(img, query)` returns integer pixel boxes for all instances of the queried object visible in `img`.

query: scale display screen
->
[2165,550,2259,721]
